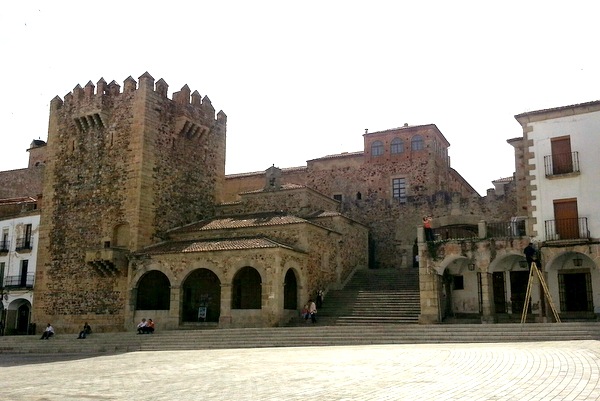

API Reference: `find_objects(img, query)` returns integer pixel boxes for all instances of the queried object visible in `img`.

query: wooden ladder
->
[521,261,561,324]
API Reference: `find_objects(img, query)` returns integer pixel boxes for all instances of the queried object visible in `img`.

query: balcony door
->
[551,136,572,175]
[553,199,579,240]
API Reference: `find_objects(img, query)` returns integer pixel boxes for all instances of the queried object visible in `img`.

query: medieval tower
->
[33,73,227,332]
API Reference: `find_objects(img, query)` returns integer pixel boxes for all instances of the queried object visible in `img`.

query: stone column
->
[479,273,495,323]
[219,283,232,327]
[418,236,441,324]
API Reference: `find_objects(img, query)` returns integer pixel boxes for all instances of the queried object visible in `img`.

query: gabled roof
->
[170,212,307,234]
[139,236,301,255]
[240,183,306,195]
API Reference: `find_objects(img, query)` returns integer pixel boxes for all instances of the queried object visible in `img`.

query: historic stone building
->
[25,73,369,333]
[224,124,517,271]
[1,72,539,332]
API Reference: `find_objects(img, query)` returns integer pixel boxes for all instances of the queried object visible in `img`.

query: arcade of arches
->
[134,266,301,327]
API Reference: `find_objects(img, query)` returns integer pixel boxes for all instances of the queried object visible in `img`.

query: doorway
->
[559,271,592,312]
[510,271,530,314]
[492,272,506,313]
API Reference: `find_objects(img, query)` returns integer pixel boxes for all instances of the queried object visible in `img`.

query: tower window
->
[392,178,407,203]
[371,141,384,156]
[411,135,424,151]
[391,138,404,154]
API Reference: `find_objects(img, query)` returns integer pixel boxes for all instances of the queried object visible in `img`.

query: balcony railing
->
[0,240,9,252]
[15,237,33,251]
[544,151,580,177]
[486,220,526,238]
[3,273,35,288]
[545,217,589,241]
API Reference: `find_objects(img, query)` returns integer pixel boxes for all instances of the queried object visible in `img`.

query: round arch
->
[136,270,171,310]
[181,268,221,322]
[232,266,262,309]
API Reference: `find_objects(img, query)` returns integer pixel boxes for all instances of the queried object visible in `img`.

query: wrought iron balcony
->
[3,273,35,289]
[0,240,9,252]
[545,217,589,241]
[544,151,580,177]
[486,220,526,238]
[15,237,33,251]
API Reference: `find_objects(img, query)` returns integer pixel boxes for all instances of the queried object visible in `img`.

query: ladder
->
[521,261,561,324]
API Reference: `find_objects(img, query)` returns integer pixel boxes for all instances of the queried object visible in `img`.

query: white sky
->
[1,1,599,195]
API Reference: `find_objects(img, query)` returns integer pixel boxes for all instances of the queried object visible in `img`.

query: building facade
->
[515,100,600,319]
[0,197,40,335]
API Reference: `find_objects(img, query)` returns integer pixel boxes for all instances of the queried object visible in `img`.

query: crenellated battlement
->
[53,72,226,122]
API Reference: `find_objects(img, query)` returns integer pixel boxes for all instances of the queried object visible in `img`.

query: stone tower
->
[33,72,227,332]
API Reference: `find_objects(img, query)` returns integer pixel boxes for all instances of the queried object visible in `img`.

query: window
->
[0,262,4,287]
[371,141,384,156]
[1,229,8,251]
[333,194,342,201]
[356,192,362,200]
[411,135,424,151]
[392,178,407,203]
[391,138,404,154]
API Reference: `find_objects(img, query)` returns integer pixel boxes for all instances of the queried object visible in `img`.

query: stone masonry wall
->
[33,74,225,333]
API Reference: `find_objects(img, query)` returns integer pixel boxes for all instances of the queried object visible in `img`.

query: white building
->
[0,197,40,335]
[515,100,600,319]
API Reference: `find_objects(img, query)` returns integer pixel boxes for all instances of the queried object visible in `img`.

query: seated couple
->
[136,318,155,334]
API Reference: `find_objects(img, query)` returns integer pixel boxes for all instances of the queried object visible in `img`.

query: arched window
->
[136,271,171,310]
[232,266,262,309]
[391,138,404,154]
[411,135,424,151]
[371,141,384,156]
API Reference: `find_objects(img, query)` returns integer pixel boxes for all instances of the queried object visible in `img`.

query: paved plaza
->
[1,340,600,400]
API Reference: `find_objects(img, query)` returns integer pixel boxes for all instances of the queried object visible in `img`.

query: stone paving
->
[1,340,600,400]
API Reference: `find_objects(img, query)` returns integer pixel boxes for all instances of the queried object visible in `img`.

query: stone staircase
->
[315,268,421,325]
[1,323,599,354]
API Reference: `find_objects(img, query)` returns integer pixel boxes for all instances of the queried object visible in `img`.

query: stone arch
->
[283,268,299,310]
[232,266,262,309]
[112,223,130,248]
[545,251,596,314]
[5,298,32,335]
[136,270,171,310]
[487,252,530,315]
[181,268,221,322]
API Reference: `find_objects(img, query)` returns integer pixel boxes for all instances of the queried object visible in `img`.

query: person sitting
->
[144,318,155,334]
[77,322,92,339]
[40,323,55,340]
[136,318,147,334]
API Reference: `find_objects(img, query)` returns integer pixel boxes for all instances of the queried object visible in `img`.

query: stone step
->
[2,323,598,354]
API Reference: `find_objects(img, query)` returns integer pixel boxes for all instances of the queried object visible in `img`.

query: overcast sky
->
[1,1,598,195]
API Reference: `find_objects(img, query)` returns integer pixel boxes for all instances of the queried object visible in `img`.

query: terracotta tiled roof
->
[515,99,600,119]
[173,213,307,233]
[240,183,306,195]
[0,196,37,205]
[307,151,363,162]
[140,237,298,255]
[225,166,307,179]
[493,176,514,184]
[309,211,342,218]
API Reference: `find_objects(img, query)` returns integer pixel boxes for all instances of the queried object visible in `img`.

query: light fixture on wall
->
[519,260,528,269]
[468,263,475,271]
[573,256,583,267]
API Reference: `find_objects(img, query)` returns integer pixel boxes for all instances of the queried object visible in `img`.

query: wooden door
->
[553,199,579,239]
[551,136,572,175]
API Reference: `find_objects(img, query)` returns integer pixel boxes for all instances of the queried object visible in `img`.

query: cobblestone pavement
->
[2,340,600,401]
